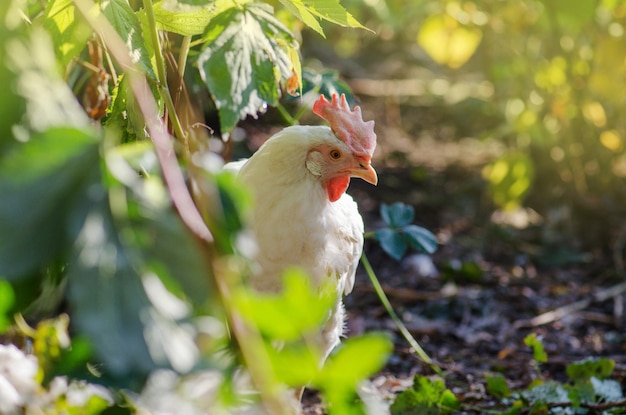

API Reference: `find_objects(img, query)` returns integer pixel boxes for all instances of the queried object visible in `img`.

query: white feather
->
[226,125,365,359]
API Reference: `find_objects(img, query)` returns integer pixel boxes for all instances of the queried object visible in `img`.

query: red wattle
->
[326,176,350,202]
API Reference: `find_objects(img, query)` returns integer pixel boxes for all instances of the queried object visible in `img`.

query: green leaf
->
[0,24,24,155]
[0,280,15,332]
[381,202,415,228]
[590,377,623,402]
[298,68,356,105]
[33,314,71,378]
[101,0,156,80]
[6,29,90,131]
[486,373,511,399]
[315,333,392,400]
[66,197,199,378]
[524,333,547,363]
[103,142,212,304]
[278,0,324,36]
[44,0,93,68]
[402,225,438,254]
[267,342,321,387]
[391,376,460,415]
[234,269,336,341]
[153,1,217,35]
[375,228,407,261]
[196,3,296,132]
[106,74,150,142]
[0,127,99,279]
[566,357,615,382]
[522,381,569,405]
[279,0,369,36]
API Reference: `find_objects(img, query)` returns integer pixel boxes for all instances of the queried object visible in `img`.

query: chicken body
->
[230,124,373,361]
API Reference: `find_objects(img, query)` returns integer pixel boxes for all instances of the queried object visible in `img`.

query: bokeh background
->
[294,0,626,254]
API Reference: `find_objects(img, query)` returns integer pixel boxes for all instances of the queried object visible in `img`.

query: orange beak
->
[351,156,378,185]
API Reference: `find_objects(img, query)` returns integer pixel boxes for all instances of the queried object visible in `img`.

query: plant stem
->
[360,252,443,376]
[275,103,298,126]
[142,0,188,153]
[177,35,192,79]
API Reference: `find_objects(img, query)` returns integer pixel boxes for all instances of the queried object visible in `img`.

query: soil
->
[295,97,626,414]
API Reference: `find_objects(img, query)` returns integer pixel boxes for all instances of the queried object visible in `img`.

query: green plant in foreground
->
[0,0,395,413]
[485,335,625,414]
[390,375,460,415]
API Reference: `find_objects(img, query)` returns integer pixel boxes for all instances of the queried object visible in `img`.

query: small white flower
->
[66,380,113,407]
[0,344,39,415]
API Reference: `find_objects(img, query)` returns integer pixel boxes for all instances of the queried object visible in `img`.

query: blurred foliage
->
[480,337,626,414]
[0,0,391,414]
[317,0,626,248]
[390,375,460,415]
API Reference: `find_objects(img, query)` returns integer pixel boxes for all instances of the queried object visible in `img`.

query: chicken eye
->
[329,149,342,160]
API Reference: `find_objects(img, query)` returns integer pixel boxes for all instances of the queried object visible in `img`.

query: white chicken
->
[226,93,377,398]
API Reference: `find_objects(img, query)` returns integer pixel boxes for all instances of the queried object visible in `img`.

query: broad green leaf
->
[106,141,212,305]
[375,228,407,260]
[6,28,90,131]
[234,269,336,341]
[391,376,460,415]
[267,342,321,387]
[153,1,219,35]
[196,3,296,132]
[402,225,438,254]
[524,333,547,363]
[279,0,369,36]
[381,202,415,228]
[315,333,391,394]
[566,357,615,382]
[417,14,482,69]
[278,0,324,36]
[485,373,511,399]
[106,74,150,142]
[66,197,199,377]
[101,0,156,80]
[0,127,99,279]
[568,380,594,409]
[128,185,213,305]
[43,0,93,68]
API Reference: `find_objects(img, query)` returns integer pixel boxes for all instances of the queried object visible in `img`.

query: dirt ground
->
[297,98,626,413]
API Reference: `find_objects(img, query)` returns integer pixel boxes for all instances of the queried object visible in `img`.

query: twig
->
[142,0,189,155]
[360,283,454,302]
[516,281,626,328]
[360,253,443,376]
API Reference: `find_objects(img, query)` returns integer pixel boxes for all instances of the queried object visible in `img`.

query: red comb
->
[312,94,376,159]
